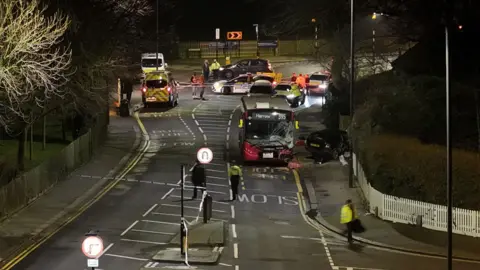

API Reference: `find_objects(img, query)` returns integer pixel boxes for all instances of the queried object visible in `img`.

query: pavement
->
[0,61,380,270]
[294,103,480,270]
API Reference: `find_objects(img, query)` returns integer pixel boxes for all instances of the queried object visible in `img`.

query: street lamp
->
[253,24,259,57]
[155,0,159,71]
[312,18,319,58]
[348,0,355,188]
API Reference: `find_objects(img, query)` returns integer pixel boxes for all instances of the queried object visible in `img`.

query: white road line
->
[131,229,175,235]
[145,262,153,267]
[219,247,224,253]
[121,220,139,236]
[141,220,178,226]
[206,175,225,180]
[280,235,322,241]
[201,126,227,130]
[142,204,158,217]
[232,224,237,238]
[121,238,168,245]
[219,263,232,267]
[229,115,233,120]
[191,114,195,119]
[226,134,230,140]
[204,183,229,187]
[196,123,228,126]
[204,134,225,137]
[203,134,207,141]
[233,243,238,258]
[235,265,239,270]
[198,127,204,133]
[162,188,175,200]
[227,127,230,133]
[152,212,227,221]
[162,203,227,213]
[228,120,232,125]
[231,205,235,218]
[194,120,199,125]
[213,247,219,252]
[197,120,229,123]
[104,253,148,261]
[96,243,114,258]
[169,194,230,204]
[206,162,225,166]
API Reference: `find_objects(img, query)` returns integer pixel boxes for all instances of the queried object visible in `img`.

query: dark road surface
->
[8,62,480,270]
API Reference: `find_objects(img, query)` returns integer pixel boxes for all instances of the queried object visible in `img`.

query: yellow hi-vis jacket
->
[210,62,221,71]
[340,204,357,224]
[291,85,302,97]
[228,165,242,177]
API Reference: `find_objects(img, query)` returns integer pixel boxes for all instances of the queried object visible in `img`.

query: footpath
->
[294,104,480,261]
[0,114,141,266]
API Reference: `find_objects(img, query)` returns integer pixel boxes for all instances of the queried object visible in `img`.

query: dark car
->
[248,80,275,96]
[307,73,331,96]
[219,59,272,79]
[300,129,351,162]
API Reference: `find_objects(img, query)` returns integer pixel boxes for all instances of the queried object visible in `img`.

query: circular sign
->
[197,147,213,164]
[82,236,104,258]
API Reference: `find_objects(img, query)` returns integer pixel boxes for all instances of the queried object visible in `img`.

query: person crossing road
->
[228,161,242,201]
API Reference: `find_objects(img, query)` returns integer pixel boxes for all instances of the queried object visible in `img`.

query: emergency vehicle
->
[141,71,178,108]
[141,53,167,75]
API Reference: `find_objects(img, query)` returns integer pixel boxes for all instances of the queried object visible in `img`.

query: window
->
[237,60,249,66]
[249,85,273,94]
[250,60,262,66]
[245,120,294,142]
[231,76,248,83]
[146,79,168,88]
[310,74,329,81]
[141,59,163,67]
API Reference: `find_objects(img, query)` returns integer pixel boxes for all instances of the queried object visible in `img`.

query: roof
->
[252,80,272,86]
[241,96,291,111]
[145,71,169,80]
[142,53,164,59]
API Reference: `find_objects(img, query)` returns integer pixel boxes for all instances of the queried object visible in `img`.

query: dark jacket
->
[202,63,209,74]
[121,79,133,94]
[191,163,206,185]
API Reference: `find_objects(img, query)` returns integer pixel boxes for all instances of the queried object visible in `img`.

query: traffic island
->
[151,220,226,264]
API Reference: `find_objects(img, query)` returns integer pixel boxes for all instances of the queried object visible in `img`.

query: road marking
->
[232,224,237,238]
[281,235,322,241]
[206,169,226,172]
[96,243,114,259]
[183,188,227,195]
[121,220,139,236]
[235,265,239,270]
[219,263,232,267]
[152,212,227,222]
[231,205,235,218]
[205,162,225,166]
[203,134,207,141]
[198,127,204,133]
[228,120,231,125]
[162,188,175,199]
[0,111,151,270]
[202,126,227,130]
[227,127,230,132]
[104,253,148,261]
[161,203,227,213]
[226,134,230,140]
[206,175,225,180]
[141,219,178,226]
[219,247,224,253]
[194,120,199,125]
[233,243,238,258]
[204,183,229,187]
[121,238,168,245]
[213,247,219,252]
[143,204,158,217]
[191,114,195,119]
[131,229,175,235]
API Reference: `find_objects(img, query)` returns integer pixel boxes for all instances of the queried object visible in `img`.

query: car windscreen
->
[142,58,163,67]
[274,85,291,91]
[310,74,329,81]
[249,85,273,94]
[245,110,293,140]
[146,79,168,88]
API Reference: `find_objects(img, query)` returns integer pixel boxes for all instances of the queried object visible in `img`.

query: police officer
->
[340,199,357,243]
[191,159,206,199]
[228,161,242,201]
[290,83,303,107]
[210,59,221,80]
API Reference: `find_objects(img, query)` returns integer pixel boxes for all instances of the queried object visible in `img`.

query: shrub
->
[360,134,480,210]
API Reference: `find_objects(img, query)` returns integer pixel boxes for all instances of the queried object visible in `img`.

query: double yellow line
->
[1,113,149,270]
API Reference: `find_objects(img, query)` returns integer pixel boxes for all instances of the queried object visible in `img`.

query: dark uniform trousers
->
[230,175,240,199]
[193,182,206,198]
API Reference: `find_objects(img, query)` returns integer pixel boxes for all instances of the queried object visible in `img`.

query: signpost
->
[227,31,243,40]
[253,24,259,57]
[215,28,220,59]
[82,233,103,270]
[197,147,213,164]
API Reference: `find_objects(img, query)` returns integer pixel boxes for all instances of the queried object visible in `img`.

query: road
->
[7,61,480,270]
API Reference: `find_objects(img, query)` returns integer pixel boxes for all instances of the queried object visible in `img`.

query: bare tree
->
[0,0,72,135]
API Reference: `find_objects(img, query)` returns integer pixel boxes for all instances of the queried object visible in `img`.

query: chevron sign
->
[227,31,243,40]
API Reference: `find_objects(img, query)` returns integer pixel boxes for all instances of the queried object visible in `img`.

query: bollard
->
[225,56,231,65]
[203,194,213,223]
[180,221,187,255]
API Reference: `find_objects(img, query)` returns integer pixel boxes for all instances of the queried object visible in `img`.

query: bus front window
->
[245,121,293,143]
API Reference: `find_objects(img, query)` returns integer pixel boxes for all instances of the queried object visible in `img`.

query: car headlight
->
[214,82,220,88]
[219,67,224,71]
[319,84,327,89]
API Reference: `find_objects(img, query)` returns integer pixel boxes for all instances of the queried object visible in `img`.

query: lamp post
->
[312,18,319,58]
[254,24,259,57]
[348,0,355,188]
[155,0,159,71]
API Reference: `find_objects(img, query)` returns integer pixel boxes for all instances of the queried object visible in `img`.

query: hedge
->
[359,134,480,210]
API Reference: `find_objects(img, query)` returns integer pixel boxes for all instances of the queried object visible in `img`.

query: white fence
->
[353,153,480,237]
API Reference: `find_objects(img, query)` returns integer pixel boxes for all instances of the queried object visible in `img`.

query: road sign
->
[82,236,104,258]
[227,31,243,40]
[197,148,213,164]
[215,28,220,40]
[87,259,99,267]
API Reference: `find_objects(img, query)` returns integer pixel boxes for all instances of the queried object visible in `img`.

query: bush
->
[360,134,480,210]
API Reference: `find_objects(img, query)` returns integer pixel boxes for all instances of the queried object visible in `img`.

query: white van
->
[141,53,168,75]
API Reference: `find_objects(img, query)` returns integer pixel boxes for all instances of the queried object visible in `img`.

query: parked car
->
[307,72,331,96]
[299,129,351,163]
[248,80,275,96]
[218,59,272,79]
[212,74,276,94]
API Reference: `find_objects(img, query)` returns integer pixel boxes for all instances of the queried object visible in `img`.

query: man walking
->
[228,161,242,201]
[340,199,357,243]
[191,159,206,199]
[202,60,210,82]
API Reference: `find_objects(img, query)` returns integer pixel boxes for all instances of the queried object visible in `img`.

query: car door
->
[249,59,263,73]
[235,60,250,75]
[232,76,249,92]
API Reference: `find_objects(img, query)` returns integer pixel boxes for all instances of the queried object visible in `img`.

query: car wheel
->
[225,70,233,79]
[224,87,232,95]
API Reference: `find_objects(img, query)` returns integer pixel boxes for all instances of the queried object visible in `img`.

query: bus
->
[238,96,299,162]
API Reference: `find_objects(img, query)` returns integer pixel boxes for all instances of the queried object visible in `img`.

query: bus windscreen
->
[245,110,294,143]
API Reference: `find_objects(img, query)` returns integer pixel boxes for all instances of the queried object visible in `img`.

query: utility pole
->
[180,164,186,255]
[156,0,159,71]
[348,0,355,188]
[444,0,452,268]
[253,24,259,57]
[312,18,319,58]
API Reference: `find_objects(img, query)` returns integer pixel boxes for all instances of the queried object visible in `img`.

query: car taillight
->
[142,87,146,92]
[167,87,171,93]
[273,81,277,86]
